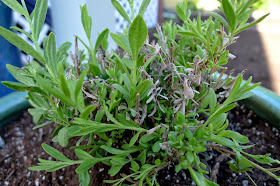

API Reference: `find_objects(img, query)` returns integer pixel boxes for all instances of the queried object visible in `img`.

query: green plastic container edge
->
[0,91,30,128]
[0,83,279,129]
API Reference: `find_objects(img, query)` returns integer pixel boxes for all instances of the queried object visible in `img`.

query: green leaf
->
[131,160,140,171]
[33,0,48,40]
[75,149,93,160]
[111,0,131,24]
[219,130,248,144]
[108,165,123,176]
[176,111,185,125]
[101,145,142,155]
[36,76,75,107]
[222,0,236,32]
[139,133,158,144]
[208,12,230,30]
[89,63,101,77]
[129,131,141,147]
[28,92,49,108]
[1,81,29,92]
[76,159,99,174]
[57,127,70,147]
[176,4,186,22]
[0,26,44,62]
[178,30,201,38]
[79,171,90,186]
[75,68,89,102]
[139,0,151,16]
[10,26,31,39]
[211,113,227,130]
[44,33,57,76]
[6,65,34,86]
[42,143,71,162]
[33,121,53,130]
[94,28,109,53]
[110,33,132,56]
[234,13,269,35]
[58,64,70,98]
[225,75,243,104]
[28,108,47,116]
[136,79,151,95]
[236,0,255,16]
[95,109,104,122]
[129,15,148,60]
[113,84,129,98]
[152,141,161,153]
[246,154,280,165]
[80,4,92,39]
[100,146,127,155]
[80,105,96,119]
[1,0,29,18]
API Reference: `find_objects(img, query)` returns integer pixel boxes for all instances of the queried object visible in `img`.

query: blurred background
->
[0,0,280,97]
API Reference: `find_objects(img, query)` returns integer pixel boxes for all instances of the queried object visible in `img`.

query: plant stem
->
[211,145,280,182]
[133,58,137,86]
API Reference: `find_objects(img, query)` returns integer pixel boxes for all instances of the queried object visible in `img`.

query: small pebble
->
[265,123,269,127]
[0,136,5,148]
[242,180,249,186]
[165,175,171,180]
[176,179,179,183]
[248,119,252,124]
[256,131,260,135]
[232,173,236,177]
[4,181,9,185]
[35,178,39,186]
[59,176,63,180]
[271,145,275,149]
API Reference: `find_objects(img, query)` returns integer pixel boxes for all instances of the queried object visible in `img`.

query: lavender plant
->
[1,0,279,185]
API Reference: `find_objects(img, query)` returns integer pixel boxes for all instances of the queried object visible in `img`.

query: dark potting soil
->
[0,103,280,186]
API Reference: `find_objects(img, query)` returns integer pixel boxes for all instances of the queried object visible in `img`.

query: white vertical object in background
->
[115,0,159,33]
[50,0,116,53]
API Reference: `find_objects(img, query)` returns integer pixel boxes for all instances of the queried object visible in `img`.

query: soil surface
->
[1,103,280,186]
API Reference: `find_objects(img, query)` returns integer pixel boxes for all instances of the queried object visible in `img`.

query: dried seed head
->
[183,79,194,100]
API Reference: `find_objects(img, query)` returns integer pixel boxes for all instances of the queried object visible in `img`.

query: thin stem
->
[211,145,280,182]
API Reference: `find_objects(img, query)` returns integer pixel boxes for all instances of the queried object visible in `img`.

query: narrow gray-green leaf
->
[58,64,71,98]
[76,159,99,174]
[136,79,151,95]
[1,81,29,92]
[57,127,69,147]
[1,0,28,18]
[0,26,44,62]
[110,33,132,56]
[139,0,151,16]
[75,149,93,160]
[207,12,230,30]
[111,0,131,24]
[234,13,269,35]
[36,76,75,107]
[80,105,96,119]
[129,131,141,147]
[129,15,148,60]
[42,143,71,162]
[6,64,34,86]
[44,33,57,76]
[79,171,91,186]
[222,0,236,32]
[75,68,89,102]
[94,28,109,53]
[33,0,48,40]
[80,4,92,39]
